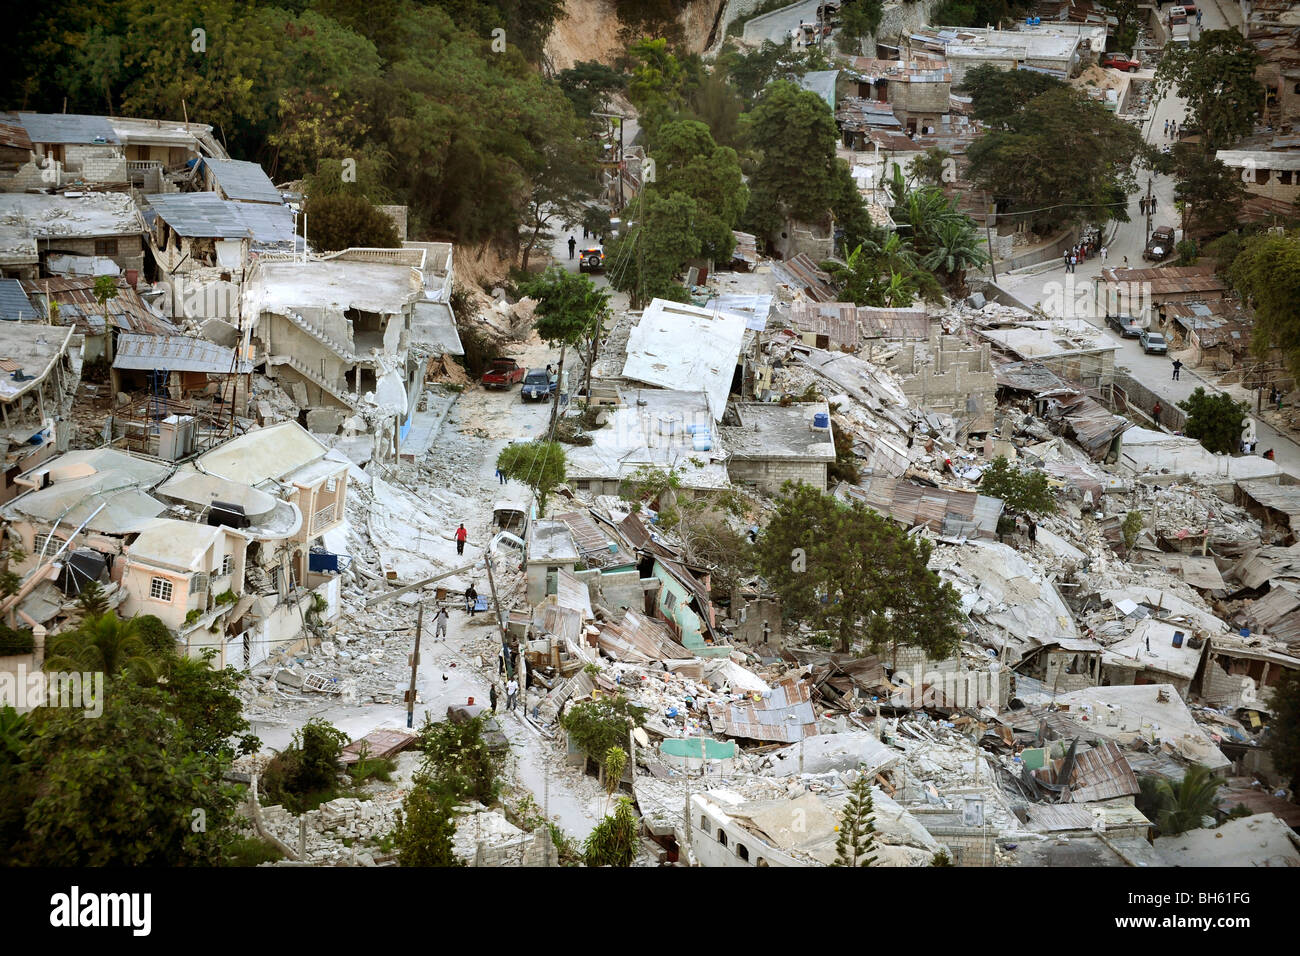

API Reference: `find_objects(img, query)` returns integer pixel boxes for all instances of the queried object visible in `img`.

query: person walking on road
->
[464,583,478,615]
[489,683,498,712]
[1171,358,1183,380]
[567,235,576,259]
[455,522,467,556]
[1100,245,1107,262]
[1164,119,1170,137]
[495,466,506,485]
[506,677,519,712]
[434,606,449,641]
[1153,401,1163,427]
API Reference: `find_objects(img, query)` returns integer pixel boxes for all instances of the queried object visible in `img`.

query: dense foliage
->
[978,456,1058,516]
[755,483,964,656]
[1155,30,1263,154]
[1177,387,1250,456]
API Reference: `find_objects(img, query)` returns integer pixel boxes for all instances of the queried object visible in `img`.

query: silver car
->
[1140,330,1168,354]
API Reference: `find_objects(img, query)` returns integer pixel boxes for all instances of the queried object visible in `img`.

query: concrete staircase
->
[270,354,355,408]
[281,310,356,362]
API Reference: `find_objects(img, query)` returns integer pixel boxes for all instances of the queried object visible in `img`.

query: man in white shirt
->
[506,678,519,711]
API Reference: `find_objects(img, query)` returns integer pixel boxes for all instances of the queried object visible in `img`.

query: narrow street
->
[995,0,1300,477]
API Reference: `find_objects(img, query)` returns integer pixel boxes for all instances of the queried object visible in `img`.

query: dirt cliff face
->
[545,0,727,70]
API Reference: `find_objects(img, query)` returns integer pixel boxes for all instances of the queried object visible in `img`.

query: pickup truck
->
[520,368,555,402]
[481,357,526,389]
[1144,225,1176,262]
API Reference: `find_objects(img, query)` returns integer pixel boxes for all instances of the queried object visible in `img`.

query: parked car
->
[446,704,510,753]
[578,246,604,273]
[1143,225,1176,262]
[481,357,525,389]
[1100,53,1141,72]
[1107,314,1144,338]
[521,368,555,402]
[1140,329,1168,354]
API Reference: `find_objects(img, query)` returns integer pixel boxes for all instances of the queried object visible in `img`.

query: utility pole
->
[1145,177,1153,242]
[405,605,423,728]
[985,202,998,282]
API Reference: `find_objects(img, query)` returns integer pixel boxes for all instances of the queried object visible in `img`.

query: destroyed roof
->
[245,256,422,319]
[565,388,729,489]
[113,331,252,374]
[201,158,283,204]
[0,192,145,239]
[195,420,328,486]
[156,469,302,539]
[598,608,693,662]
[838,477,1003,538]
[554,510,635,566]
[730,231,757,265]
[0,279,36,321]
[858,306,930,340]
[3,448,170,535]
[618,511,676,559]
[621,301,746,423]
[1118,427,1282,481]
[0,323,73,404]
[797,70,839,110]
[1103,618,1206,683]
[1216,148,1300,171]
[772,254,836,302]
[145,192,295,244]
[707,292,771,332]
[0,116,33,151]
[20,277,176,336]
[976,321,1118,359]
[411,300,464,355]
[1154,813,1300,867]
[1242,583,1300,644]
[126,518,224,572]
[790,301,862,349]
[1236,478,1300,534]
[527,519,581,564]
[16,112,120,145]
[706,676,817,742]
[1099,265,1228,297]
[722,402,836,462]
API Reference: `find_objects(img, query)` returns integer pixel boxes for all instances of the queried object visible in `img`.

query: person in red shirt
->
[456,523,467,555]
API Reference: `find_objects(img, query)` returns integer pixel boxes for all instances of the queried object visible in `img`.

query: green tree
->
[520,267,610,422]
[1226,232,1300,376]
[557,60,629,119]
[978,456,1057,515]
[562,694,647,760]
[625,38,701,141]
[1097,0,1140,53]
[652,119,749,263]
[1137,765,1221,835]
[92,274,118,311]
[1177,387,1249,456]
[754,483,964,656]
[44,612,157,684]
[1266,667,1300,792]
[1121,511,1145,552]
[1168,144,1248,239]
[3,677,243,866]
[518,132,600,272]
[159,650,260,761]
[832,774,878,867]
[75,580,108,618]
[836,0,884,55]
[605,190,702,308]
[744,80,844,244]
[305,192,400,252]
[583,796,639,867]
[416,712,505,805]
[262,718,350,812]
[960,64,1063,129]
[496,441,567,517]
[911,148,955,188]
[964,81,1144,232]
[930,848,955,866]
[1155,30,1263,153]
[715,39,830,104]
[394,775,464,866]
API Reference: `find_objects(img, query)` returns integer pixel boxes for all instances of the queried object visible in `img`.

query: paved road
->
[743,0,825,46]
[995,1,1300,476]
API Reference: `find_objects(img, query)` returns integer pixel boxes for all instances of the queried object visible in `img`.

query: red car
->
[1101,53,1141,71]
[481,357,525,389]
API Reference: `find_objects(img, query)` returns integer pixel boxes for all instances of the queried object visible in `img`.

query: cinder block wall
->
[727,458,826,494]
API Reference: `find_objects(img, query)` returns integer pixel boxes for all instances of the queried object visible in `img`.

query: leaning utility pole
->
[1145,177,1154,242]
[405,605,423,728]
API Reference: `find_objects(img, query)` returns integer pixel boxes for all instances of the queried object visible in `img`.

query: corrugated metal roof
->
[792,301,861,349]
[19,277,176,336]
[838,477,1004,537]
[1100,265,1228,297]
[706,676,818,742]
[112,331,251,374]
[146,191,293,242]
[0,117,33,151]
[1066,741,1140,802]
[773,254,837,302]
[202,158,282,204]
[731,231,757,265]
[0,279,36,321]
[17,112,120,145]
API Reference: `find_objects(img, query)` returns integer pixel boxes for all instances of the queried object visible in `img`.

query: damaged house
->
[242,248,426,460]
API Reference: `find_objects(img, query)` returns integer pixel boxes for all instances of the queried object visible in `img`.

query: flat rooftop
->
[0,324,73,403]
[127,518,223,572]
[0,192,145,239]
[246,257,421,317]
[723,402,836,462]
[528,519,581,564]
[195,420,327,487]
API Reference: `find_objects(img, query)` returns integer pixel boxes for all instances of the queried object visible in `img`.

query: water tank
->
[812,411,830,429]
[692,433,712,452]
[1172,630,1185,648]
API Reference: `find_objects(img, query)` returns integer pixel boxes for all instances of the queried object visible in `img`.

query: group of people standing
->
[1163,119,1181,140]
[1064,238,1105,273]
[1139,195,1159,216]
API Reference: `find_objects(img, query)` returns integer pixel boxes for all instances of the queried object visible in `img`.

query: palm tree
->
[44,613,157,684]
[1138,765,1221,835]
[922,219,990,297]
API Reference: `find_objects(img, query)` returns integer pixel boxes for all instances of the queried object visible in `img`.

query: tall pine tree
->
[832,774,878,867]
